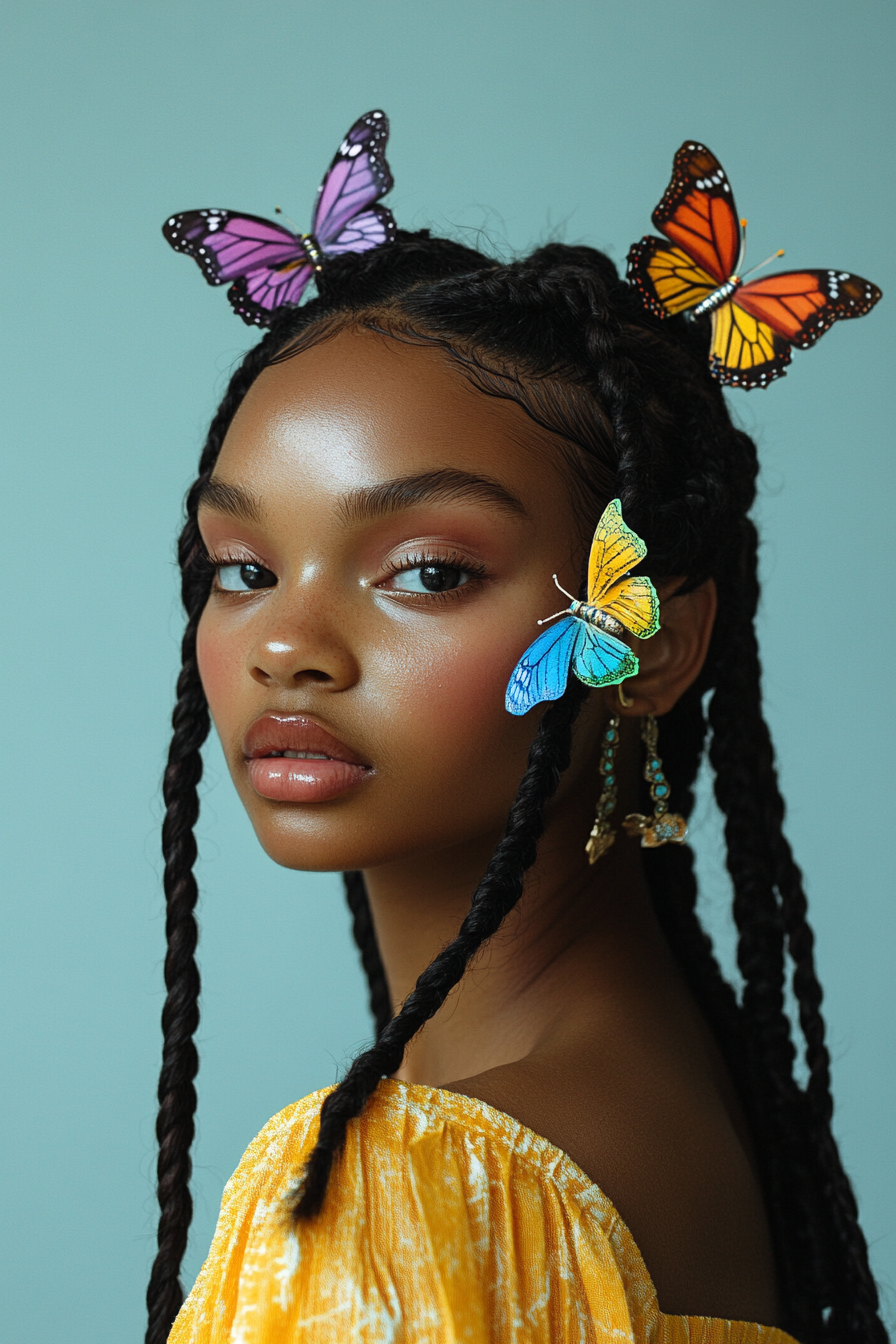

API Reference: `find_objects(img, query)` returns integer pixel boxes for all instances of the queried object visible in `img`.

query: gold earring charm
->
[617,682,634,708]
[586,714,621,864]
[622,714,688,847]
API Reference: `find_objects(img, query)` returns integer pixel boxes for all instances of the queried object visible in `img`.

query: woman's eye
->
[393,563,470,594]
[216,562,276,592]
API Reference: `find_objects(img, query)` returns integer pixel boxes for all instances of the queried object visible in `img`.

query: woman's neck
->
[361,734,680,1087]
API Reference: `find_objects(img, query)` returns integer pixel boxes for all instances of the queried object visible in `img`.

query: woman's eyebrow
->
[338,469,529,525]
[197,479,263,521]
[196,470,528,526]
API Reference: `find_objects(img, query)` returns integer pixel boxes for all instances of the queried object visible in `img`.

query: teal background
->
[1,2,893,1340]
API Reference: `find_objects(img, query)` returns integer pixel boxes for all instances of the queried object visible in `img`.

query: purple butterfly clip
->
[162,110,397,326]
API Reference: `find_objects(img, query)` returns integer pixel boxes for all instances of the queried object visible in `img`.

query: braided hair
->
[146,232,886,1344]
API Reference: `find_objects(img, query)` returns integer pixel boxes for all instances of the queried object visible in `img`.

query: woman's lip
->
[242,714,369,765]
[242,715,372,804]
[246,757,370,803]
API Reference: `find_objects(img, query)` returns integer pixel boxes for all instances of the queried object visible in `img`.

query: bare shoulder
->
[447,1042,780,1327]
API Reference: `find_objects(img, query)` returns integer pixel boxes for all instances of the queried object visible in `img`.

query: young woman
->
[147,119,886,1344]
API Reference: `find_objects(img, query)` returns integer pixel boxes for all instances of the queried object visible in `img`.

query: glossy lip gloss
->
[243,715,372,803]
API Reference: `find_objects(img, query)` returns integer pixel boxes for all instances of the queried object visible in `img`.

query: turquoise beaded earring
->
[623,714,687,847]
[586,714,621,864]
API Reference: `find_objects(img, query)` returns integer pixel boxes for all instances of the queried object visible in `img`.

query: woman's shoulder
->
[170,1079,796,1344]
[449,1048,784,1326]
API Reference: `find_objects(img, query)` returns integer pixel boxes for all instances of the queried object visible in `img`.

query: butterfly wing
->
[652,141,741,284]
[735,269,882,351]
[227,261,315,326]
[505,617,577,715]
[586,500,648,608]
[572,623,640,689]
[162,209,314,327]
[599,575,660,638]
[163,210,303,284]
[324,204,397,256]
[627,237,718,319]
[709,299,792,389]
[313,110,396,250]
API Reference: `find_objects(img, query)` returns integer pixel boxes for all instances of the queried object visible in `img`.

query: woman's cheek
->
[375,619,526,755]
[366,625,536,838]
[196,609,245,732]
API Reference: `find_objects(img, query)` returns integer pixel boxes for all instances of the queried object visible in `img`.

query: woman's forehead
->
[217,327,575,508]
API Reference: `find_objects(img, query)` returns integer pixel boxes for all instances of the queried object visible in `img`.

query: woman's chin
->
[244,811,404,875]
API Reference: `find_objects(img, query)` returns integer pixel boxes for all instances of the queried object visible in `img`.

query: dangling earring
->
[623,714,688,847]
[586,714,620,864]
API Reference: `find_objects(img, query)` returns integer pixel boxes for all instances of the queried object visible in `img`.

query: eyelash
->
[203,549,488,601]
[204,549,271,592]
[381,551,491,604]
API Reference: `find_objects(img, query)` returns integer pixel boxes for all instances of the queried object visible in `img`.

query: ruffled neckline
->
[373,1076,798,1344]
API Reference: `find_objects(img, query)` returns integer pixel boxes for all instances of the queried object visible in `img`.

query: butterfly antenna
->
[552,574,577,602]
[736,218,748,274]
[536,575,577,625]
[274,206,302,233]
[742,248,786,280]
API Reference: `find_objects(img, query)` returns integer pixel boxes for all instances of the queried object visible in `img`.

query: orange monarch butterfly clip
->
[627,141,881,389]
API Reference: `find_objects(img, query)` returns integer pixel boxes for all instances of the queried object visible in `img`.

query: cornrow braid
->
[150,228,886,1344]
[293,682,587,1218]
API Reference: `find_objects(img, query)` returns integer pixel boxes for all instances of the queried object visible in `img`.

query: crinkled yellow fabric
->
[170,1079,798,1344]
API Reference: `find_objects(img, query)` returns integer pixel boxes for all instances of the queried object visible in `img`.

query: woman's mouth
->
[243,715,372,803]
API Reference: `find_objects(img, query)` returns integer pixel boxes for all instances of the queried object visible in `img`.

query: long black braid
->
[145,335,287,1344]
[343,871,391,1038]
[148,231,886,1344]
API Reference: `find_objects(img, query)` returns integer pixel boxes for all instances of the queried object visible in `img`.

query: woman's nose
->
[247,603,360,691]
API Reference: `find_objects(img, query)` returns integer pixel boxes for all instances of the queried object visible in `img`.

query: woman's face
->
[196,327,602,873]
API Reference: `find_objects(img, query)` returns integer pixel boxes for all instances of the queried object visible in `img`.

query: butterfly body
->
[627,141,881,388]
[505,500,659,716]
[297,233,324,270]
[163,110,396,326]
[692,277,741,317]
[568,601,625,638]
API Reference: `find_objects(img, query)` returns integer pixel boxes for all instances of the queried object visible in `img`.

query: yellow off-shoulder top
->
[170,1078,797,1344]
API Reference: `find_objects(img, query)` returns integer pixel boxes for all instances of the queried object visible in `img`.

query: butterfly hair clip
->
[627,141,881,388]
[506,500,659,715]
[162,110,396,327]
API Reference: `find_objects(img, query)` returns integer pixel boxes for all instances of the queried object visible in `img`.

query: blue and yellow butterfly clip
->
[506,500,659,715]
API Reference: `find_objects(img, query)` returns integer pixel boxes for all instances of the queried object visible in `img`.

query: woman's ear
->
[609,578,717,718]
